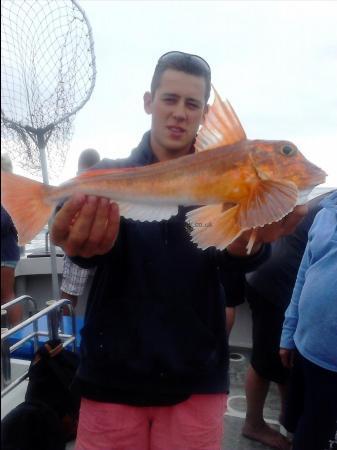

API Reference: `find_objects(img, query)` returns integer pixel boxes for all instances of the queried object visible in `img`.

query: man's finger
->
[66,196,99,254]
[51,194,86,245]
[81,197,113,256]
[96,202,120,254]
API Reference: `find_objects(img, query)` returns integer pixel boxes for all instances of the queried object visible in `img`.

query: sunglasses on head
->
[157,51,211,73]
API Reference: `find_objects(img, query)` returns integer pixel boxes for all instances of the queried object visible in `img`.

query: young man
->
[60,148,100,312]
[51,51,307,450]
[242,192,331,450]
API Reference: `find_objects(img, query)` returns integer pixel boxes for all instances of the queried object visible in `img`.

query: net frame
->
[1,0,96,180]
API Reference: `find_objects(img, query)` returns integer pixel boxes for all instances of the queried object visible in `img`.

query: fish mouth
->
[296,166,326,204]
[309,172,327,187]
[300,166,327,187]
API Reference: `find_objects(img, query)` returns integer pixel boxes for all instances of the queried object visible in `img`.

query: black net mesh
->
[1,0,96,180]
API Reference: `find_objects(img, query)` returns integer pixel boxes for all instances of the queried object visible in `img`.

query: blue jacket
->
[73,132,270,404]
[1,205,20,264]
[280,191,337,372]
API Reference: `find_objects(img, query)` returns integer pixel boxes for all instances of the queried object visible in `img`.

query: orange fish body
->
[1,88,326,250]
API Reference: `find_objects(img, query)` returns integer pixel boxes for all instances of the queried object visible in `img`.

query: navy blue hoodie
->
[73,132,270,405]
[1,205,20,264]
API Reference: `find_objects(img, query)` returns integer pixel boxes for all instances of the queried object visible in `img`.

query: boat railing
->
[1,295,39,353]
[1,298,77,397]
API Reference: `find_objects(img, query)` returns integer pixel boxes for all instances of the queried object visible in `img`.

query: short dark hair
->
[150,51,211,103]
[78,148,100,172]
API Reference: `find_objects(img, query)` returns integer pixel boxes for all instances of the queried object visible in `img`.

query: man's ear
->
[143,91,152,115]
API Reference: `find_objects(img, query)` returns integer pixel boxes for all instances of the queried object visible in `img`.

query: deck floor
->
[223,347,283,449]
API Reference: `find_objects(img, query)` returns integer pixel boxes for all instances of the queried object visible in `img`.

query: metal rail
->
[1,295,39,352]
[1,295,38,313]
[1,298,77,397]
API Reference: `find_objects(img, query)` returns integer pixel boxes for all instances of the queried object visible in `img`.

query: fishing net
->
[1,115,73,179]
[1,0,96,181]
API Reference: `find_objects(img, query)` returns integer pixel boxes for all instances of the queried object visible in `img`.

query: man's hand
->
[51,194,120,258]
[253,204,308,243]
[279,348,295,369]
[227,204,308,256]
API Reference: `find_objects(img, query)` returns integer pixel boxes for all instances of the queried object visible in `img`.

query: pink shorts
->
[75,393,228,450]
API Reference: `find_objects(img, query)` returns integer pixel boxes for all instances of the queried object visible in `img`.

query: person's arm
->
[60,291,79,313]
[218,243,271,272]
[279,242,310,368]
[60,256,91,311]
[1,205,16,235]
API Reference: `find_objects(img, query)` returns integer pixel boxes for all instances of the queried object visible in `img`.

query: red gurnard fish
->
[1,89,326,251]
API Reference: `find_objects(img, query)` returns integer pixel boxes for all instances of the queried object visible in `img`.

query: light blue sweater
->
[280,191,337,372]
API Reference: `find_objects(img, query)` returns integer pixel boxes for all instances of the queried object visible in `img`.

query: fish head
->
[249,140,327,203]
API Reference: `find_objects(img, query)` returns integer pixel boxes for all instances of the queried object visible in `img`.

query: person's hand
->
[227,204,308,256]
[50,194,120,258]
[253,204,308,244]
[279,348,295,369]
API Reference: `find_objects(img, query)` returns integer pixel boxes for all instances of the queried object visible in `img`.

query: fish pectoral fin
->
[185,180,298,252]
[186,204,244,250]
[118,202,178,221]
[239,179,299,229]
[195,86,247,152]
[246,229,258,255]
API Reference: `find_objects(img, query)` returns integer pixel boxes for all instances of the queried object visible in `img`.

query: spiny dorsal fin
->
[195,86,247,152]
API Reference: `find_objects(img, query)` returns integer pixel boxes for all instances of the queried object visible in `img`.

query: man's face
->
[144,69,208,160]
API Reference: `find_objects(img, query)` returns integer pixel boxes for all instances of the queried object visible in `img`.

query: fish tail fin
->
[1,171,55,245]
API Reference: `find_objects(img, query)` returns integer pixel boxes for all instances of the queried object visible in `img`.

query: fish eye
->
[281,145,297,156]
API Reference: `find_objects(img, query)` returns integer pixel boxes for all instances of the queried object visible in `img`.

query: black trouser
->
[284,350,337,450]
